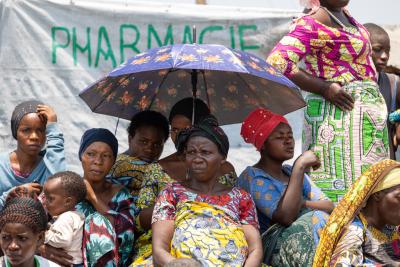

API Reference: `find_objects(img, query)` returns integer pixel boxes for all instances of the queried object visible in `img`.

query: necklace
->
[320,6,347,29]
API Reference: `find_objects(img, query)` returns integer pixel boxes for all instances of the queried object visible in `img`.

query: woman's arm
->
[290,70,354,111]
[138,206,154,231]
[242,225,263,267]
[83,180,115,224]
[272,151,320,226]
[304,200,334,213]
[152,220,176,266]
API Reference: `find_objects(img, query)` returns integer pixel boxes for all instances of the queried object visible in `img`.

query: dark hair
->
[169,98,210,125]
[364,23,389,38]
[0,197,47,233]
[48,171,87,203]
[127,110,169,141]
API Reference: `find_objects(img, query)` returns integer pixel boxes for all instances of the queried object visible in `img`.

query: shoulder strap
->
[388,74,399,112]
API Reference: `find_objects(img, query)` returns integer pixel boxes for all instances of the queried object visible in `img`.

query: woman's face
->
[262,123,295,161]
[81,141,115,182]
[129,125,165,163]
[320,0,349,9]
[170,115,192,145]
[0,223,43,266]
[185,136,225,183]
[16,113,46,156]
[370,32,390,73]
[377,185,400,226]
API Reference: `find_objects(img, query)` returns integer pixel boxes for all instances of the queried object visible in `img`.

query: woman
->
[314,159,400,266]
[76,128,136,266]
[239,108,334,266]
[152,117,263,267]
[160,97,237,186]
[0,197,60,267]
[267,0,388,201]
[0,100,65,209]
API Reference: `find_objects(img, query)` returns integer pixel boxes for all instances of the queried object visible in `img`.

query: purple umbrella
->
[79,43,305,125]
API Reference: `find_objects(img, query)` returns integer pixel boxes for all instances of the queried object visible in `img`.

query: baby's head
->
[0,197,47,266]
[165,258,202,267]
[44,171,87,217]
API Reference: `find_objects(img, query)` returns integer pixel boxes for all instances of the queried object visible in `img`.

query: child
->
[238,108,334,266]
[43,171,86,266]
[364,23,400,159]
[0,197,60,266]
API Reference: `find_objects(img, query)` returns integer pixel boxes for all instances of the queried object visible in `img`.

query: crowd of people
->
[1,0,400,266]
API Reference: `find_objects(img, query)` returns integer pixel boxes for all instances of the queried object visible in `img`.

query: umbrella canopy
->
[79,44,305,125]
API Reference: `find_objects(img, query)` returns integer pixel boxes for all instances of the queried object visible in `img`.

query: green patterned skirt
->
[303,80,389,202]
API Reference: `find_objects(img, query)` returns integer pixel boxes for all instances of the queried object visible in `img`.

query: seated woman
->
[152,117,263,267]
[0,101,65,209]
[238,108,334,266]
[314,159,400,266]
[75,128,136,266]
[160,97,237,185]
[109,110,170,197]
[0,197,60,267]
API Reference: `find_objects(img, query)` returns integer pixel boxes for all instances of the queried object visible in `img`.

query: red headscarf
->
[241,108,289,151]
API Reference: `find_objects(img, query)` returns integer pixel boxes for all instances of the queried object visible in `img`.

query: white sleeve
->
[44,212,75,248]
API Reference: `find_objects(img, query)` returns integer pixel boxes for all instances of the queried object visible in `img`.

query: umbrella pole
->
[115,117,120,135]
[191,69,198,125]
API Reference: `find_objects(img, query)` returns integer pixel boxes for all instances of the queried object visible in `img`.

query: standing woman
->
[76,128,136,267]
[0,100,65,208]
[267,0,388,201]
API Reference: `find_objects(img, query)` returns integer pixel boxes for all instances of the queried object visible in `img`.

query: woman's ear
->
[37,231,45,247]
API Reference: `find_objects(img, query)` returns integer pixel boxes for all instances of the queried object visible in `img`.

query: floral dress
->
[151,182,259,267]
[76,188,136,267]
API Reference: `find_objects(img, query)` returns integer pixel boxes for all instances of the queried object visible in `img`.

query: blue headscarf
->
[79,128,118,161]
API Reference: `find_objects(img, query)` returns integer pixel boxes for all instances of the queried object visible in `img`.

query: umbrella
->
[79,44,305,125]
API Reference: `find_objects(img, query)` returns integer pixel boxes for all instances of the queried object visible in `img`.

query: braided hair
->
[0,197,47,233]
[47,171,87,203]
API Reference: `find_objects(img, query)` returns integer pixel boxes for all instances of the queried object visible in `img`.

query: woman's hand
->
[322,82,354,111]
[297,150,321,171]
[7,183,42,200]
[83,179,97,203]
[37,104,57,123]
[38,244,73,267]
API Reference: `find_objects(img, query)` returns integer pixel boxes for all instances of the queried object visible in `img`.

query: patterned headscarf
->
[11,100,43,139]
[313,159,400,267]
[79,128,118,161]
[240,108,289,151]
[176,115,229,157]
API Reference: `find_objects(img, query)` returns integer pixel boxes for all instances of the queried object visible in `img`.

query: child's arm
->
[45,212,75,248]
[272,151,320,226]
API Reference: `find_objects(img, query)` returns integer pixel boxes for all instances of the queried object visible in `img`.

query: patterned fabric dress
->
[239,165,329,266]
[314,159,400,267]
[151,182,259,267]
[76,188,136,267]
[267,11,389,202]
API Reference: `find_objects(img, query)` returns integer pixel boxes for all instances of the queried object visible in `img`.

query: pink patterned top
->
[266,11,377,85]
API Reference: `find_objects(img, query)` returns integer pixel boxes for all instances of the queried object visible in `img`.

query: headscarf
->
[240,108,289,151]
[176,115,229,157]
[79,128,118,161]
[169,97,210,125]
[11,100,43,139]
[313,159,400,267]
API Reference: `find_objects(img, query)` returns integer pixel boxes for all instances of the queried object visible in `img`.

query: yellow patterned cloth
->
[171,201,249,266]
[313,159,400,267]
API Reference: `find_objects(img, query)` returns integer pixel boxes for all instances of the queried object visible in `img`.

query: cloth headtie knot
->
[240,108,289,151]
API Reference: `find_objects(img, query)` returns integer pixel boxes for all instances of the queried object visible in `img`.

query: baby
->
[43,171,86,266]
